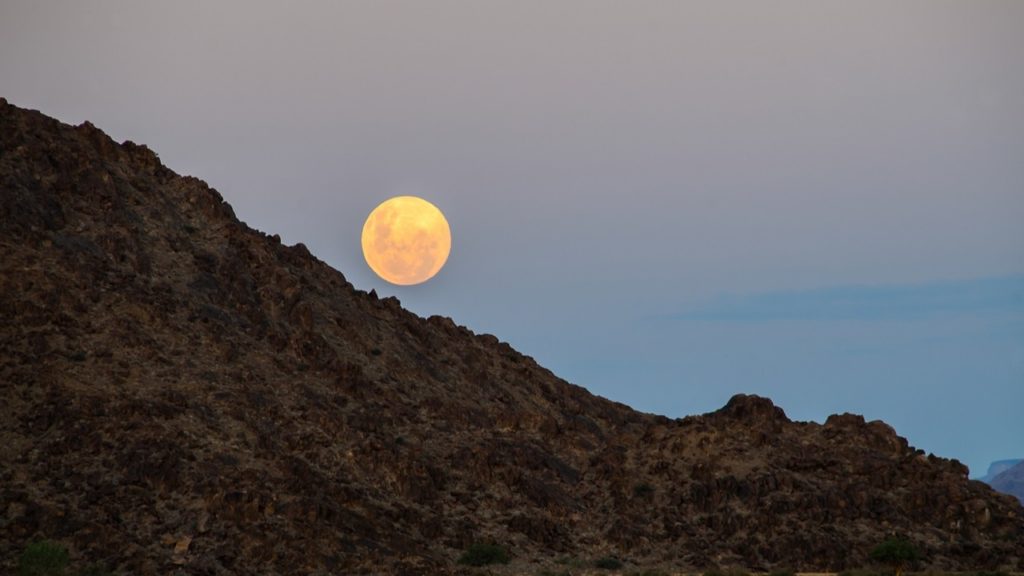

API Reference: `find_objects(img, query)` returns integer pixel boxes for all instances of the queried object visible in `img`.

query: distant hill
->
[979,459,1023,483]
[991,461,1024,504]
[2,98,1023,574]
[978,457,1019,483]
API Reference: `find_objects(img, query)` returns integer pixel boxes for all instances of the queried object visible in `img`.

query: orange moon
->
[361,196,452,285]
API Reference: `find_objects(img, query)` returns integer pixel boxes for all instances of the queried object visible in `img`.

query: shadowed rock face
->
[1,99,1022,574]
[992,462,1024,505]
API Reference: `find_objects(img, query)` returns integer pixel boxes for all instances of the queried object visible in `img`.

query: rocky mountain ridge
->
[1,99,1022,574]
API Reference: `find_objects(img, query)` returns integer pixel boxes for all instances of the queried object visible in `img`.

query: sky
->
[2,1,1022,477]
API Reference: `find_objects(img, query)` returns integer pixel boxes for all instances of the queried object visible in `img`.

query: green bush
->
[704,569,750,576]
[456,542,510,566]
[555,556,584,567]
[18,541,70,576]
[633,483,655,498]
[869,537,921,576]
[769,569,796,576]
[76,565,115,576]
[595,556,624,570]
[838,570,882,576]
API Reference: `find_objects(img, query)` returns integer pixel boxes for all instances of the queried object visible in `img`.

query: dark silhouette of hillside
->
[1,99,1022,574]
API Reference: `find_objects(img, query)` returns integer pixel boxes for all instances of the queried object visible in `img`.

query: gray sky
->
[2,0,1022,476]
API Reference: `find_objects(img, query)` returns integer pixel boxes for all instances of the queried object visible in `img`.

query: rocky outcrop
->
[1,99,1022,574]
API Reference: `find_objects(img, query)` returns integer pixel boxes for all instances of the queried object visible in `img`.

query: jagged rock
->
[1,99,1022,574]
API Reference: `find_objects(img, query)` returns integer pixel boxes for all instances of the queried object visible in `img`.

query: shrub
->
[555,556,585,568]
[77,565,115,576]
[633,483,655,498]
[838,570,882,576]
[704,569,750,576]
[869,537,921,576]
[595,556,624,570]
[769,569,796,576]
[18,541,70,576]
[457,542,510,566]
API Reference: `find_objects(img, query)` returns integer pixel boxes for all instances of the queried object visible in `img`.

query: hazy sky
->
[2,1,1022,477]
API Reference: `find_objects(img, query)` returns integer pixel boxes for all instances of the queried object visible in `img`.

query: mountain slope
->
[1,99,1022,574]
[992,461,1024,505]
[981,459,1023,484]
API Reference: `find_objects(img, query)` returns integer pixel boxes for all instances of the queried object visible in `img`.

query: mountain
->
[1,98,1022,575]
[979,459,1023,484]
[991,461,1024,505]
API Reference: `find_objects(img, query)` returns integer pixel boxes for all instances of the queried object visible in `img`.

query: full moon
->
[361,196,452,285]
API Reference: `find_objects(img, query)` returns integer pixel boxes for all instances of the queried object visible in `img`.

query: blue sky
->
[673,277,1024,322]
[635,277,1024,473]
[2,0,1022,476]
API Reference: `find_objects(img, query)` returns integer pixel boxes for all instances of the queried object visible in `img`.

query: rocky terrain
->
[991,461,1024,505]
[1,99,1023,574]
